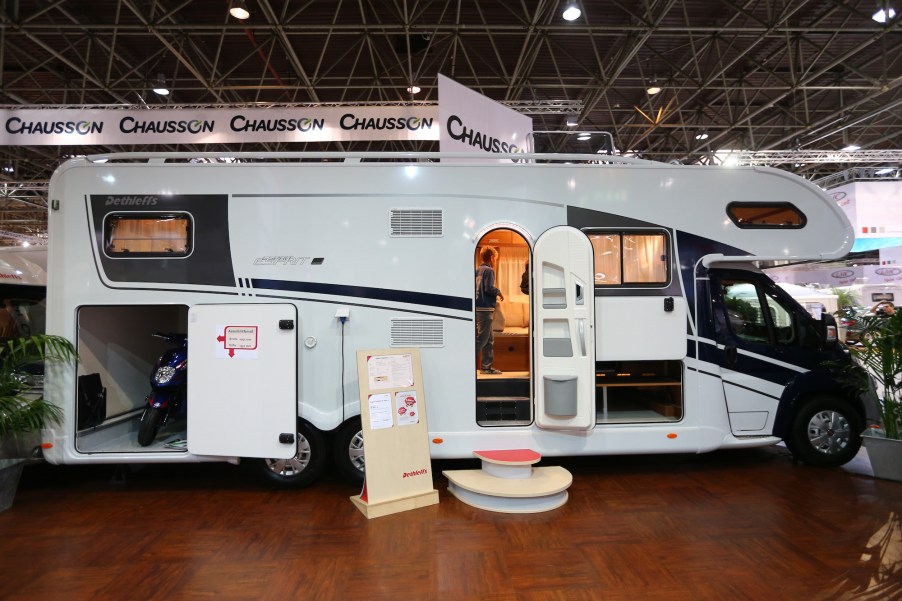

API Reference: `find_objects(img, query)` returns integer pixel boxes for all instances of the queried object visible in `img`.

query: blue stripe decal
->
[251,278,472,312]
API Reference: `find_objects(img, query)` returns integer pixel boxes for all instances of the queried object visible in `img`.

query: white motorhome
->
[42,152,872,487]
[0,245,47,340]
[839,282,902,308]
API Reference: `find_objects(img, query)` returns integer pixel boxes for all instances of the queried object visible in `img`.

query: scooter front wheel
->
[138,406,164,447]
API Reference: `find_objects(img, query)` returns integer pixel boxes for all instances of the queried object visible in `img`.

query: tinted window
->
[727,202,806,228]
[588,231,669,287]
[104,213,192,257]
[721,278,797,345]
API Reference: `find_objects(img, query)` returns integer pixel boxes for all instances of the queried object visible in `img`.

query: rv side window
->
[104,213,192,257]
[721,279,797,346]
[587,231,669,287]
[727,202,806,228]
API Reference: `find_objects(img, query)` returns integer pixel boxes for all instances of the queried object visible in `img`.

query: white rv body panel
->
[41,153,858,475]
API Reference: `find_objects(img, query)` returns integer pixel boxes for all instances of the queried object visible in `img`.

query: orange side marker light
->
[666,433,678,439]
[432,438,444,444]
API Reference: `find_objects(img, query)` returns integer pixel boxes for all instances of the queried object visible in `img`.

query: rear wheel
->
[137,406,164,447]
[251,421,327,488]
[788,396,862,467]
[333,417,365,486]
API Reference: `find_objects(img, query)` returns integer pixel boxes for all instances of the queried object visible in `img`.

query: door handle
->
[577,318,587,356]
[724,345,738,366]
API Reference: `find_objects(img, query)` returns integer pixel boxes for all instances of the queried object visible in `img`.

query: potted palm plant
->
[0,334,76,511]
[845,310,902,481]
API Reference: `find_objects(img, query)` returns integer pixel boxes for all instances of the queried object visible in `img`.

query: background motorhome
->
[0,246,47,341]
[775,283,838,319]
[839,283,902,308]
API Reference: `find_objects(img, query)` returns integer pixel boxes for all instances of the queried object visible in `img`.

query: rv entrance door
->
[186,303,298,459]
[533,226,596,429]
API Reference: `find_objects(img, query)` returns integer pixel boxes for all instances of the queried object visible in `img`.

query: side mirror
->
[821,313,838,349]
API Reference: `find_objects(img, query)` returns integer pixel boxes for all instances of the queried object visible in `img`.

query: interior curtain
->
[498,246,529,302]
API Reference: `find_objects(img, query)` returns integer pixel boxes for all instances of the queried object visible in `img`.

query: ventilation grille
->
[390,318,444,347]
[390,209,443,237]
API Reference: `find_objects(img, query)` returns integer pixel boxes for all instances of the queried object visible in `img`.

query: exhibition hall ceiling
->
[1,0,901,244]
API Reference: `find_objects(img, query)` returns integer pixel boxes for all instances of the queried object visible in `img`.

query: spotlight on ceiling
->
[842,144,861,152]
[230,0,251,20]
[872,6,896,22]
[152,74,169,96]
[562,3,581,21]
[406,85,421,94]
[566,116,578,127]
[646,84,662,95]
[695,132,709,140]
[875,167,895,175]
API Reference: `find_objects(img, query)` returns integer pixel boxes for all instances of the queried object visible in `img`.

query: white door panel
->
[534,226,596,429]
[187,303,298,458]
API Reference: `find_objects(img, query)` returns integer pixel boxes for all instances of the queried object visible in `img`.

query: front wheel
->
[137,406,164,447]
[333,417,365,486]
[787,396,863,467]
[250,420,327,488]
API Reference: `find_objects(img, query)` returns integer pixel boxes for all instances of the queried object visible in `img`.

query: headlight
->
[153,365,177,384]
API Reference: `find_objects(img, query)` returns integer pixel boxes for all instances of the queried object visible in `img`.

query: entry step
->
[443,449,572,513]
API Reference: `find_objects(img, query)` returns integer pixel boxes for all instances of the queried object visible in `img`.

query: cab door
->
[187,303,298,458]
[709,271,813,435]
[533,226,596,429]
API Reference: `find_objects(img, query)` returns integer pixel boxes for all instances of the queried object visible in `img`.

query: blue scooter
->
[138,332,188,447]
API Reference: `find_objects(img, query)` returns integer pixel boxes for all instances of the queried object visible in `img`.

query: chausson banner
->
[437,74,533,160]
[0,106,440,146]
[0,74,533,156]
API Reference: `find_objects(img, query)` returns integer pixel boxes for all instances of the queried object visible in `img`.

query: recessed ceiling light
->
[562,3,581,21]
[229,0,250,20]
[152,74,169,96]
[872,7,896,22]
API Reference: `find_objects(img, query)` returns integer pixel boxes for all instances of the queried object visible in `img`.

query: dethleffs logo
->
[230,114,324,133]
[340,113,433,131]
[402,468,428,478]
[120,116,213,135]
[105,195,158,206]
[6,117,103,136]
[445,114,525,154]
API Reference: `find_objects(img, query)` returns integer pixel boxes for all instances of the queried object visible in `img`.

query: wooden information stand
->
[350,348,439,519]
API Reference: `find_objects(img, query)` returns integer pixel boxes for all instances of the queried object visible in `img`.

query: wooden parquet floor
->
[2,445,901,601]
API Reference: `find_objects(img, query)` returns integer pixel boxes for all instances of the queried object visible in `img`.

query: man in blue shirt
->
[476,247,504,374]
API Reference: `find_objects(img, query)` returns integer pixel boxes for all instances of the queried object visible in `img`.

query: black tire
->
[137,406,164,447]
[788,396,863,467]
[333,417,365,486]
[250,420,327,488]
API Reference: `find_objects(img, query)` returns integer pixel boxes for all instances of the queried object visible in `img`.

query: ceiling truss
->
[0,0,900,244]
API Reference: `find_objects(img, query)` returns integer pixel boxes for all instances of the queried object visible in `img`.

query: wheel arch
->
[772,369,867,441]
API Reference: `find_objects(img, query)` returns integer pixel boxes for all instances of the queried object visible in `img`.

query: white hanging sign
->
[0,106,439,146]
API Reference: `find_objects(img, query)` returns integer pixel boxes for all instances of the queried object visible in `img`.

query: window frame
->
[103,212,194,259]
[584,228,671,288]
